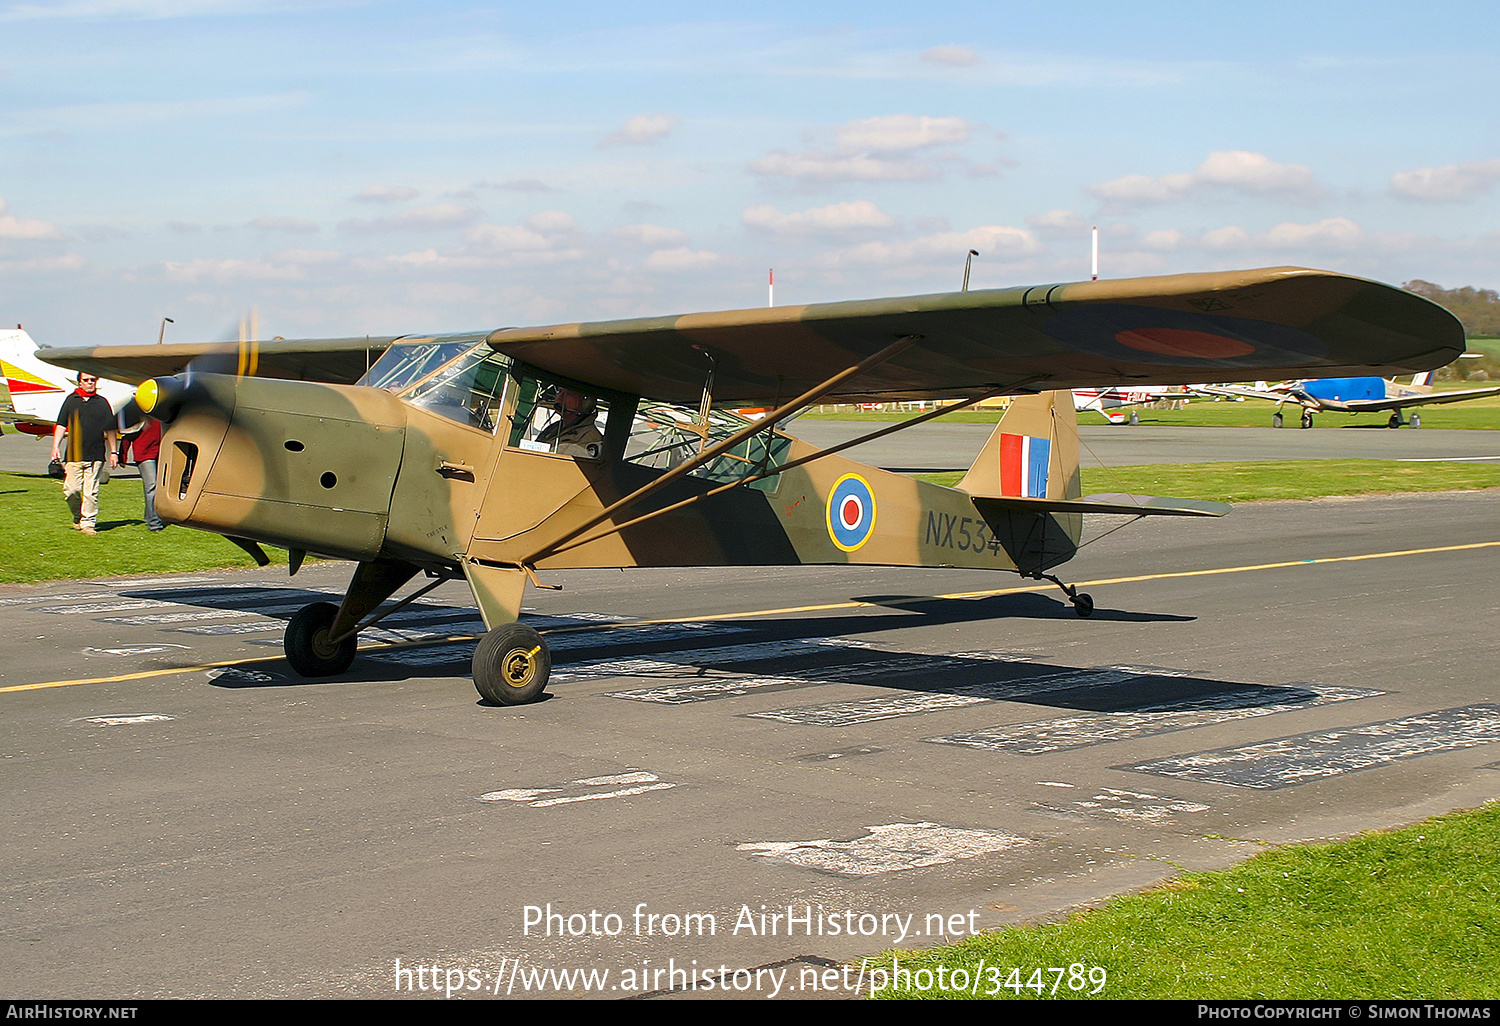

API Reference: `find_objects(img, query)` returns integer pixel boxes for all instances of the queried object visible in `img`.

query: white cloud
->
[1089,151,1323,211]
[0,196,63,239]
[338,204,480,233]
[600,113,680,147]
[248,216,318,234]
[0,1,309,20]
[823,224,1041,268]
[0,253,84,272]
[353,185,418,204]
[834,115,972,154]
[1390,159,1500,202]
[1138,217,1363,255]
[749,149,937,183]
[642,247,719,272]
[1025,209,1089,238]
[742,200,895,236]
[750,114,984,185]
[608,223,688,248]
[921,46,981,67]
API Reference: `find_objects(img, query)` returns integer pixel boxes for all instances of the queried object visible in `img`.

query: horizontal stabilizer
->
[972,493,1230,518]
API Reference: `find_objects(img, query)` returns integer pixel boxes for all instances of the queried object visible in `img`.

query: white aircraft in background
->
[0,327,136,471]
[1195,371,1500,428]
[1072,386,1189,425]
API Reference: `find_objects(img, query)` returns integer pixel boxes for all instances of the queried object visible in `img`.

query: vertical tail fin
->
[957,390,1081,500]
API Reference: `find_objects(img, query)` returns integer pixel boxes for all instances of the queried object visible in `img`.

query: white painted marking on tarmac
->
[174,622,284,635]
[478,771,676,808]
[99,609,258,625]
[79,714,175,726]
[1122,704,1500,789]
[1397,456,1500,462]
[737,822,1030,877]
[751,691,991,725]
[0,591,111,607]
[82,644,192,656]
[1036,781,1076,788]
[1036,788,1209,823]
[35,600,177,614]
[927,685,1379,755]
[206,667,287,683]
[745,664,1165,726]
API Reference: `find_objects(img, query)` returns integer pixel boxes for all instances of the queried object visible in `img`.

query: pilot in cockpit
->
[536,386,604,459]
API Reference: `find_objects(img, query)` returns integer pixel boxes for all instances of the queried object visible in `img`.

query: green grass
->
[804,391,1500,430]
[868,803,1500,1000]
[916,459,1500,502]
[0,470,288,584]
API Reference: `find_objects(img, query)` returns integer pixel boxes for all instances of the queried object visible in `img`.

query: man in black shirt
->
[50,372,118,535]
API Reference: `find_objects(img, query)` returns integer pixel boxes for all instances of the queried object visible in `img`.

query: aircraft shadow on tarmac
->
[128,581,1325,720]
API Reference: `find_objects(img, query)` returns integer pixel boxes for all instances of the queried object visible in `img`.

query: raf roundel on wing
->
[1043,303,1329,368]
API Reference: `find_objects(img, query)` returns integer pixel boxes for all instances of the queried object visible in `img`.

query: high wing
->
[485,267,1462,404]
[34,335,404,386]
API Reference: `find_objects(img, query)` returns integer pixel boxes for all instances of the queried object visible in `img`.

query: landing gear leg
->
[284,558,420,678]
[1040,573,1094,618]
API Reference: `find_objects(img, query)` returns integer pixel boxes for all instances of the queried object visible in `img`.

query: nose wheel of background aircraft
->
[473,623,551,705]
[285,601,358,677]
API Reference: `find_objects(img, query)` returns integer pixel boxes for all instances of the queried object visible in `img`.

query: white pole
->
[1091,226,1098,281]
[768,268,774,308]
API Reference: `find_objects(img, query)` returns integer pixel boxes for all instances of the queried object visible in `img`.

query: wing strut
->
[519,333,923,565]
[535,380,1040,559]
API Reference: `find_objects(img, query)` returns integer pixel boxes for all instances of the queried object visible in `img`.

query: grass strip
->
[867,803,1500,1000]
[916,459,1500,502]
[0,469,287,583]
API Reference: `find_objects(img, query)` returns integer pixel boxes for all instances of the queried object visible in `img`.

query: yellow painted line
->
[547,539,1500,628]
[4,540,1497,695]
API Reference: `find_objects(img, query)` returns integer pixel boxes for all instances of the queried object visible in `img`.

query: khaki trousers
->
[63,461,106,529]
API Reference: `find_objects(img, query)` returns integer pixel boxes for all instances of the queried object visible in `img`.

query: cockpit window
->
[358,335,489,392]
[625,402,788,491]
[403,346,513,433]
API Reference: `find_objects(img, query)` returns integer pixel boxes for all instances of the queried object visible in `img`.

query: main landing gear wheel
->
[285,601,357,677]
[1300,410,1314,429]
[1388,412,1402,428]
[1410,413,1421,428]
[1272,412,1283,428]
[473,623,551,706]
[1071,592,1095,618]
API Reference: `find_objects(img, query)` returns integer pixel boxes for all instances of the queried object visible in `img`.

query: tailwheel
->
[285,601,357,677]
[473,623,551,705]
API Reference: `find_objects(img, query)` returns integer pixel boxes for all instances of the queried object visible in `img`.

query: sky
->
[2,0,1497,347]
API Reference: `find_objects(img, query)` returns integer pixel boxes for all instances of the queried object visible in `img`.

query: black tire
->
[473,623,551,705]
[285,601,357,677]
[1388,413,1402,428]
[1300,411,1314,429]
[1072,593,1095,618]
[1272,413,1283,429]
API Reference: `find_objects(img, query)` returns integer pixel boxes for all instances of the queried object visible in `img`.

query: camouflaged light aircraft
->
[42,267,1463,706]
